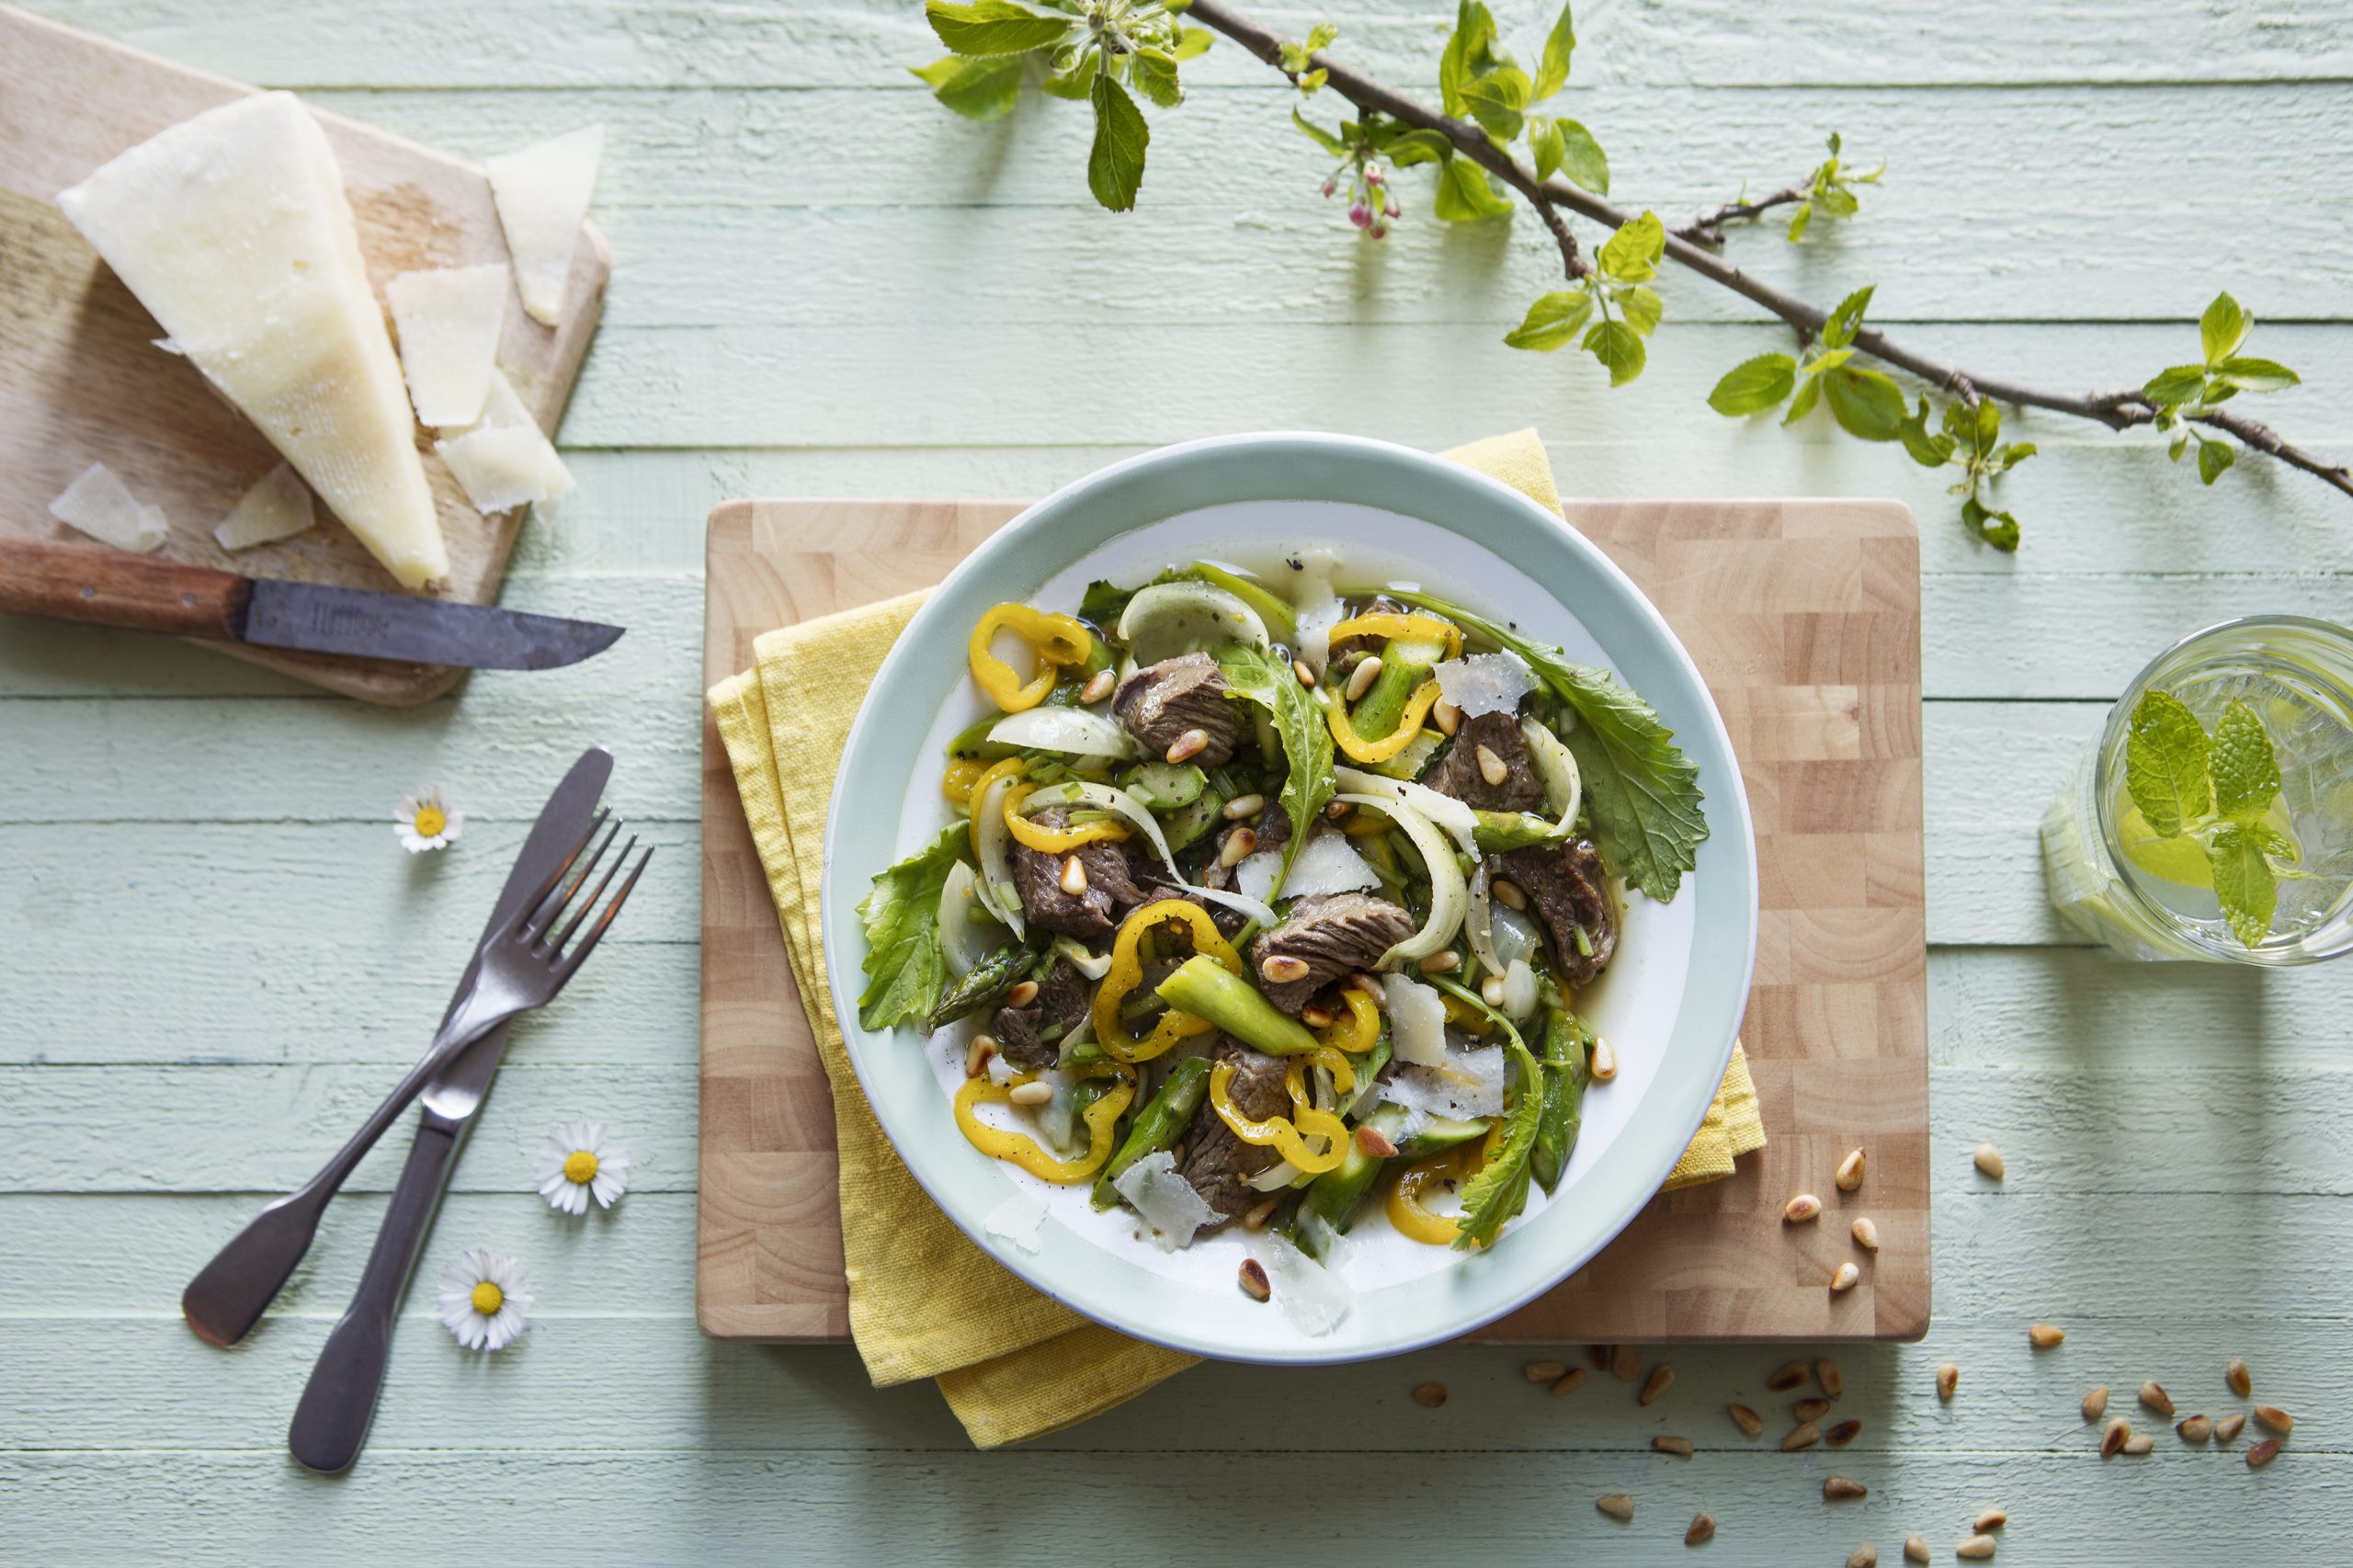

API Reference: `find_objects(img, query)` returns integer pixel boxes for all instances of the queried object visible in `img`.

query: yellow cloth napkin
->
[708,429,1765,1449]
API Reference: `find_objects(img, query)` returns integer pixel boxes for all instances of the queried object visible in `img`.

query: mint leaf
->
[2198,437,2234,484]
[857,824,967,1031]
[1584,318,1645,385]
[1824,366,1906,441]
[1433,156,1514,221]
[2210,699,2282,823]
[2124,688,2211,836]
[1549,118,1608,194]
[1503,290,1594,352]
[2207,822,2279,949]
[1709,353,1797,415]
[910,53,1026,120]
[1821,284,1874,349]
[1086,74,1149,211]
[926,0,1067,56]
[1214,644,1335,894]
[2211,357,2301,393]
[1531,1,1576,99]
[1597,210,1664,282]
[2200,291,2248,365]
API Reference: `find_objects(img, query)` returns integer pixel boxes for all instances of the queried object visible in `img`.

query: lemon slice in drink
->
[2115,805,2214,889]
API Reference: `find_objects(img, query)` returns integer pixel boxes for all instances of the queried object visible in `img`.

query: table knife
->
[0,538,621,669]
[282,745,614,1473]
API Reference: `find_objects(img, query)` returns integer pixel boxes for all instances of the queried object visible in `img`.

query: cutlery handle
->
[289,1119,460,1474]
[0,539,251,638]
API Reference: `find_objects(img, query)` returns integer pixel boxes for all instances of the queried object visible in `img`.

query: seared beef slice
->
[1427,710,1545,812]
[992,959,1091,1070]
[1113,653,1246,766]
[1496,837,1619,985]
[1248,892,1415,1013]
[1011,804,1150,938]
[1177,1035,1290,1221]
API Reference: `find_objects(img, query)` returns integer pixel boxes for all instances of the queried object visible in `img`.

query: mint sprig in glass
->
[2122,690,2305,947]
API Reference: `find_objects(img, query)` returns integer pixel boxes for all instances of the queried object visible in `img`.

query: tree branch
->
[1675,186,1805,250]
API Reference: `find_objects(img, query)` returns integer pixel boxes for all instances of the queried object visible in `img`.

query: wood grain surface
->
[0,5,608,703]
[698,494,1928,1346]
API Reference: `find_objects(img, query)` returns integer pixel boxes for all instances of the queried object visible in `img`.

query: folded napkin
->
[708,429,1765,1448]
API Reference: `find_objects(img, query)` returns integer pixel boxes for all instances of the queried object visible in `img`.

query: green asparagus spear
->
[925,944,1040,1033]
[1347,633,1447,742]
[1091,1057,1212,1210]
[1154,954,1323,1056]
[1530,1007,1595,1194]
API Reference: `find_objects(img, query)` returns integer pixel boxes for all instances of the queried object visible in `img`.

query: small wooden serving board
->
[0,5,608,704]
[699,496,1929,1345]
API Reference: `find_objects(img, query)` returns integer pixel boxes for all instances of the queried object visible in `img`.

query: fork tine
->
[510,811,607,938]
[527,815,620,937]
[555,846,652,980]
[551,833,636,954]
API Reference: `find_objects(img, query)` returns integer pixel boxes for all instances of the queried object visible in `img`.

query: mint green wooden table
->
[4,3,2347,1561]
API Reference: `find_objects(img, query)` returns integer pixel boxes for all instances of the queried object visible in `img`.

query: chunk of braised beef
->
[1010,805,1152,938]
[1427,710,1545,813]
[1112,653,1246,767]
[1248,892,1415,1014]
[991,959,1091,1071]
[1198,797,1292,892]
[1496,836,1619,986]
[1176,1034,1290,1221]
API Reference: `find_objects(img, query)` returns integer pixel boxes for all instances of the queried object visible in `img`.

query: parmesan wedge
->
[56,93,449,588]
[212,464,317,551]
[433,369,574,513]
[386,264,510,426]
[50,462,167,553]
[483,126,602,326]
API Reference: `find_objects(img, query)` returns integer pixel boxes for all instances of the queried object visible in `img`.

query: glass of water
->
[2041,615,2353,964]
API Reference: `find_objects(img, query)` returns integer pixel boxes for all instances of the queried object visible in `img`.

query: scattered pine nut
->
[2248,1438,2280,1468]
[1475,744,1510,788]
[1325,799,1353,821]
[1826,1418,1862,1447]
[1242,1197,1277,1231]
[2226,1357,2252,1397]
[1591,1037,1618,1081]
[1973,1509,2007,1532]
[1079,669,1117,704]
[1847,1548,1878,1568]
[1433,698,1462,736]
[1219,826,1259,868]
[1291,658,1317,688]
[1936,1363,1959,1401]
[1059,855,1088,895]
[1768,1359,1811,1393]
[1492,877,1528,910]
[1782,1422,1821,1452]
[964,1037,996,1078]
[1354,1124,1399,1158]
[1956,1536,1997,1561]
[1829,1262,1861,1293]
[1417,948,1461,974]
[1904,1539,1931,1563]
[2100,1417,2131,1459]
[1550,1369,1586,1397]
[2177,1415,2213,1444]
[2029,1323,2065,1348]
[2081,1387,2109,1422]
[1851,1216,1881,1251]
[1653,1436,1695,1458]
[2139,1381,2175,1417]
[1522,1359,1568,1384]
[1007,1080,1054,1107]
[1165,728,1210,764]
[1236,1258,1270,1301]
[1005,979,1040,1008]
[1684,1511,1715,1547]
[1640,1364,1676,1405]
[1784,1193,1824,1223]
[1794,1397,1832,1424]
[1611,1344,1641,1381]
[1836,1147,1867,1191]
[1480,974,1506,1007]
[1817,1358,1844,1399]
[1221,792,1266,821]
[1822,1474,1867,1500]
[1595,1494,1634,1522]
[2216,1413,2247,1444]
[1260,954,1311,984]
[1300,1004,1336,1028]
[1972,1142,2006,1180]
[2254,1405,2295,1436]
[1411,1381,1447,1408]
[1344,654,1385,702]
[2123,1433,2154,1455]
[1727,1403,1764,1437]
[1350,971,1386,1005]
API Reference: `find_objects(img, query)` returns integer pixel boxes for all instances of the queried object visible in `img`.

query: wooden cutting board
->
[699,496,1929,1345]
[0,6,608,705]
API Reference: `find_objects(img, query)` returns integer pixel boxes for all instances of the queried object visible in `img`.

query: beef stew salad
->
[856,553,1708,1312]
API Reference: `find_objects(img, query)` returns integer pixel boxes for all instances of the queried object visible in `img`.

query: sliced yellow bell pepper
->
[1092,900,1243,1063]
[1326,679,1443,763]
[1315,988,1381,1056]
[966,757,1027,863]
[1385,1141,1487,1246]
[942,756,988,805]
[1206,1058,1348,1175]
[954,1071,1136,1183]
[1324,611,1465,661]
[970,603,1093,712]
[1302,1046,1358,1096]
[1004,782,1130,852]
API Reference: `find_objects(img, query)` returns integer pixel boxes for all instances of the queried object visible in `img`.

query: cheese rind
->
[386,264,511,426]
[50,461,168,552]
[434,369,574,513]
[484,125,602,326]
[56,92,449,588]
[213,463,317,551]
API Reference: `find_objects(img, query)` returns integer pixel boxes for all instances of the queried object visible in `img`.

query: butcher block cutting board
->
[699,496,1929,1345]
[0,6,608,704]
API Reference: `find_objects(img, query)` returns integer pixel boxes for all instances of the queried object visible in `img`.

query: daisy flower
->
[534,1119,631,1215]
[435,1248,531,1352]
[393,786,465,854]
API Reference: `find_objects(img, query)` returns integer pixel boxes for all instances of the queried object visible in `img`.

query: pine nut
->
[1417,948,1460,973]
[1937,1363,1959,1400]
[1782,1422,1820,1452]
[1165,728,1209,764]
[1847,1549,1879,1568]
[2248,1437,2281,1467]
[1823,1474,1866,1499]
[2139,1381,2175,1417]
[1434,698,1462,736]
[1611,1344,1641,1381]
[2029,1323,2064,1348]
[1826,1418,1862,1447]
[1007,1080,1053,1107]
[1595,1494,1634,1522]
[1973,1510,2007,1534]
[1222,793,1266,821]
[1300,1005,1335,1028]
[1242,1197,1278,1231]
[1219,826,1259,868]
[1768,1360,1811,1392]
[1345,654,1385,702]
[1260,954,1311,984]
[1820,1365,1847,1403]
[1836,1147,1866,1191]
[2100,1417,2131,1458]
[1549,1368,1586,1396]
[1480,974,1506,1006]
[1350,971,1386,1006]
[1640,1364,1675,1405]
[1237,1258,1271,1301]
[1476,744,1509,787]
[964,1037,996,1078]
[2254,1404,2294,1435]
[2081,1387,2109,1421]
[1829,1262,1860,1292]
[1851,1216,1881,1251]
[1522,1359,1568,1384]
[1727,1403,1763,1437]
[1354,1124,1399,1158]
[1491,877,1528,910]
[1006,979,1040,1008]
[1292,658,1317,688]
[1591,1037,1618,1081]
[1785,1192,1823,1223]
[1684,1511,1715,1546]
[1905,1539,1930,1563]
[2177,1414,2213,1443]
[1973,1142,2005,1180]
[2216,1412,2247,1443]
[1080,668,1117,704]
[1060,856,1087,895]
[1325,798,1353,821]
[2123,1433,2154,1455]
[1956,1536,1997,1561]
[1794,1396,1832,1423]
[2227,1357,2252,1397]
[1653,1436,1693,1458]
[1411,1381,1447,1408]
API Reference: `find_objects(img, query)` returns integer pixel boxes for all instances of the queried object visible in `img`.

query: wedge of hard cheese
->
[57,93,449,588]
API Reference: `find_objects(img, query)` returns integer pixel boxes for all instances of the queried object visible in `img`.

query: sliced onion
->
[1465,861,1501,977]
[972,767,1025,939]
[987,705,1134,758]
[1502,958,1539,1021]
[1052,934,1112,981]
[1490,903,1546,973]
[1245,1158,1304,1192]
[1051,780,1279,928]
[1335,791,1467,967]
[1117,582,1269,665]
[937,859,1006,977]
[1335,764,1479,858]
[1522,717,1583,834]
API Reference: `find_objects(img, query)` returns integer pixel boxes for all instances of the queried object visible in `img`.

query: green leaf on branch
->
[1584,319,1645,386]
[1086,74,1150,211]
[910,53,1027,120]
[1174,26,1215,61]
[1821,284,1875,348]
[1503,290,1595,352]
[2211,357,2302,393]
[1528,116,1563,179]
[1597,210,1663,282]
[2200,291,2248,365]
[1617,285,1663,336]
[1708,354,1797,415]
[1459,66,1531,140]
[1434,156,1515,221]
[2143,364,2208,405]
[1897,395,1956,467]
[1278,19,1335,91]
[1824,366,1906,441]
[1040,50,1097,97]
[1961,494,2019,551]
[2125,688,2211,837]
[2198,437,2235,484]
[1377,125,1453,167]
[1548,117,1608,193]
[1782,371,1822,426]
[926,0,1068,56]
[1130,48,1184,109]
[1291,107,1347,154]
[1785,200,1813,241]
[1438,0,1503,117]
[1532,2,1576,99]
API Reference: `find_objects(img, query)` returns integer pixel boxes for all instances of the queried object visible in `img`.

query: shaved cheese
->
[1435,651,1536,717]
[1385,974,1449,1066]
[1112,1151,1221,1251]
[1383,1047,1506,1120]
[1259,1233,1350,1335]
[433,369,574,513]
[212,464,315,551]
[983,1191,1048,1254]
[1281,832,1380,898]
[386,264,510,426]
[1233,849,1284,905]
[49,462,166,553]
[484,125,602,326]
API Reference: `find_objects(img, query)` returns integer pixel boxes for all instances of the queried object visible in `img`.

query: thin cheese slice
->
[433,369,575,513]
[483,125,602,326]
[386,264,510,426]
[57,93,449,588]
[50,462,167,553]
[213,464,317,551]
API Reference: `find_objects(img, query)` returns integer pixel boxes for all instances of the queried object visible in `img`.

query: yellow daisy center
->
[563,1149,599,1185]
[413,806,448,837]
[471,1280,504,1315]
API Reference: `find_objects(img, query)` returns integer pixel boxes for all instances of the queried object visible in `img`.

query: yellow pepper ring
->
[1325,611,1465,661]
[942,756,988,805]
[1385,1141,1489,1246]
[970,603,1093,713]
[1302,1046,1358,1096]
[1325,676,1443,763]
[953,1072,1136,1183]
[1207,1060,1348,1176]
[1314,989,1381,1056]
[1003,782,1131,853]
[1091,901,1244,1064]
[966,757,1027,864]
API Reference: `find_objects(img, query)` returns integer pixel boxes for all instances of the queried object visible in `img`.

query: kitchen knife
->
[0,538,621,669]
[285,745,613,1473]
